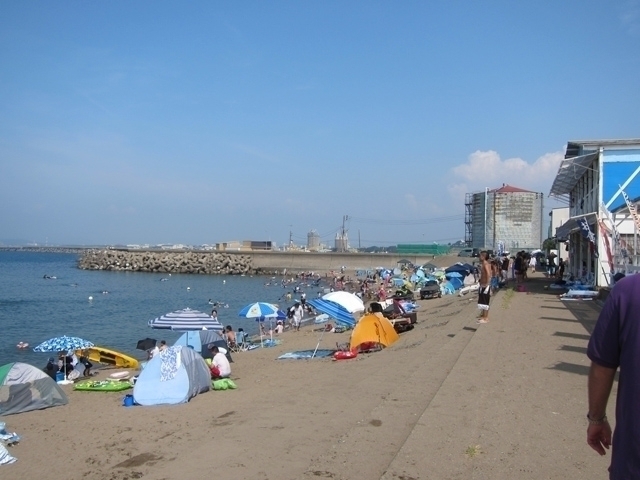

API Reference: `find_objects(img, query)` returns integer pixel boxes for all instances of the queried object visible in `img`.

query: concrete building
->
[334,233,348,253]
[550,138,640,287]
[215,240,273,252]
[307,230,321,252]
[464,184,544,252]
[548,207,570,263]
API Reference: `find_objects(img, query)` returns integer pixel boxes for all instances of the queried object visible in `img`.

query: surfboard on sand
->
[76,347,140,369]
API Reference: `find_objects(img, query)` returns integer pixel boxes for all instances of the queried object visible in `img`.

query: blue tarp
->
[307,299,356,327]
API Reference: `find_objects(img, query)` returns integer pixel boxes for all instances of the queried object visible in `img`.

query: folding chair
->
[230,331,248,352]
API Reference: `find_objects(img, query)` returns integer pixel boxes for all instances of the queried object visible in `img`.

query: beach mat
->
[277,349,336,360]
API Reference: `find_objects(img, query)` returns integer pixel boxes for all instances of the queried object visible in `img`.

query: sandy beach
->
[2,262,612,480]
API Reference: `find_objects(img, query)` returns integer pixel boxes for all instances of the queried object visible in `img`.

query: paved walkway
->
[381,276,612,480]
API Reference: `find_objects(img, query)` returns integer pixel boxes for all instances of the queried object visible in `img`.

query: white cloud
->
[447,183,470,206]
[450,149,564,198]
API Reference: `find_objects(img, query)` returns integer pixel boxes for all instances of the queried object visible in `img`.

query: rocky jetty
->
[78,249,255,275]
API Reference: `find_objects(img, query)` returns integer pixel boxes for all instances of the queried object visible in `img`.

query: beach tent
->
[447,277,464,290]
[350,314,399,351]
[174,330,223,354]
[441,281,456,295]
[174,331,233,363]
[133,346,210,406]
[445,263,472,275]
[463,274,477,287]
[0,362,68,416]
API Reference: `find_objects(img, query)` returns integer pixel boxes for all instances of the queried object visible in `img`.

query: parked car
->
[420,280,442,299]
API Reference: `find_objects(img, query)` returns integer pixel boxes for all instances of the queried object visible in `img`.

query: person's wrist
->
[587,412,608,425]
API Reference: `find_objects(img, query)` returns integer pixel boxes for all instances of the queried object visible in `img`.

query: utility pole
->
[341,215,350,252]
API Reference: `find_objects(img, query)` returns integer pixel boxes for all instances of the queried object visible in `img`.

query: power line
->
[350,214,464,226]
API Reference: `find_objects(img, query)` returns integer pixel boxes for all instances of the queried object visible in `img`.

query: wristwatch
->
[587,413,608,425]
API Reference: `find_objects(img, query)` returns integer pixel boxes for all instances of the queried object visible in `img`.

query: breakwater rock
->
[78,250,254,275]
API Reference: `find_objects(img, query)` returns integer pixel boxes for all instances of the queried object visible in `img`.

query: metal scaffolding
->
[464,193,473,247]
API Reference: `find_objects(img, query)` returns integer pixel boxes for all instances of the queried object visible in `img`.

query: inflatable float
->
[74,380,132,392]
[16,342,29,349]
[333,350,358,360]
[76,347,140,369]
[109,371,130,380]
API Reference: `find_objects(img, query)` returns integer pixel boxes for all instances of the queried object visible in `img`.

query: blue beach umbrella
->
[33,335,94,353]
[239,302,280,346]
[238,302,279,319]
[257,309,287,322]
[307,299,355,328]
[445,271,463,278]
[148,307,223,333]
[33,335,95,384]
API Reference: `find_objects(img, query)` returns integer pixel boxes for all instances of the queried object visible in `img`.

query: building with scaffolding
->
[550,138,640,287]
[464,185,544,252]
[307,230,321,252]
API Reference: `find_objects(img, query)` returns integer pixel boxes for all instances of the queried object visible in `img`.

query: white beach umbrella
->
[322,291,365,313]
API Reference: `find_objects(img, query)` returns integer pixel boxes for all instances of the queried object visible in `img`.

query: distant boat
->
[160,278,168,282]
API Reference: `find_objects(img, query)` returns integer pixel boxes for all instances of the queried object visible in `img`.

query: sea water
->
[0,251,318,367]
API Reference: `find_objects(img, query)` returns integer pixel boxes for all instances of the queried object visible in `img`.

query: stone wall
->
[78,250,254,275]
[78,249,441,275]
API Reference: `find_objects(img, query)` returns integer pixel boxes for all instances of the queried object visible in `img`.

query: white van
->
[458,248,474,257]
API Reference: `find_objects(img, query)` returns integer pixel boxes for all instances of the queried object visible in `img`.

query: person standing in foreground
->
[586,274,640,478]
[476,251,492,324]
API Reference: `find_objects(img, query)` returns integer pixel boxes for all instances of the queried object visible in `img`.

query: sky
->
[1,1,639,247]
